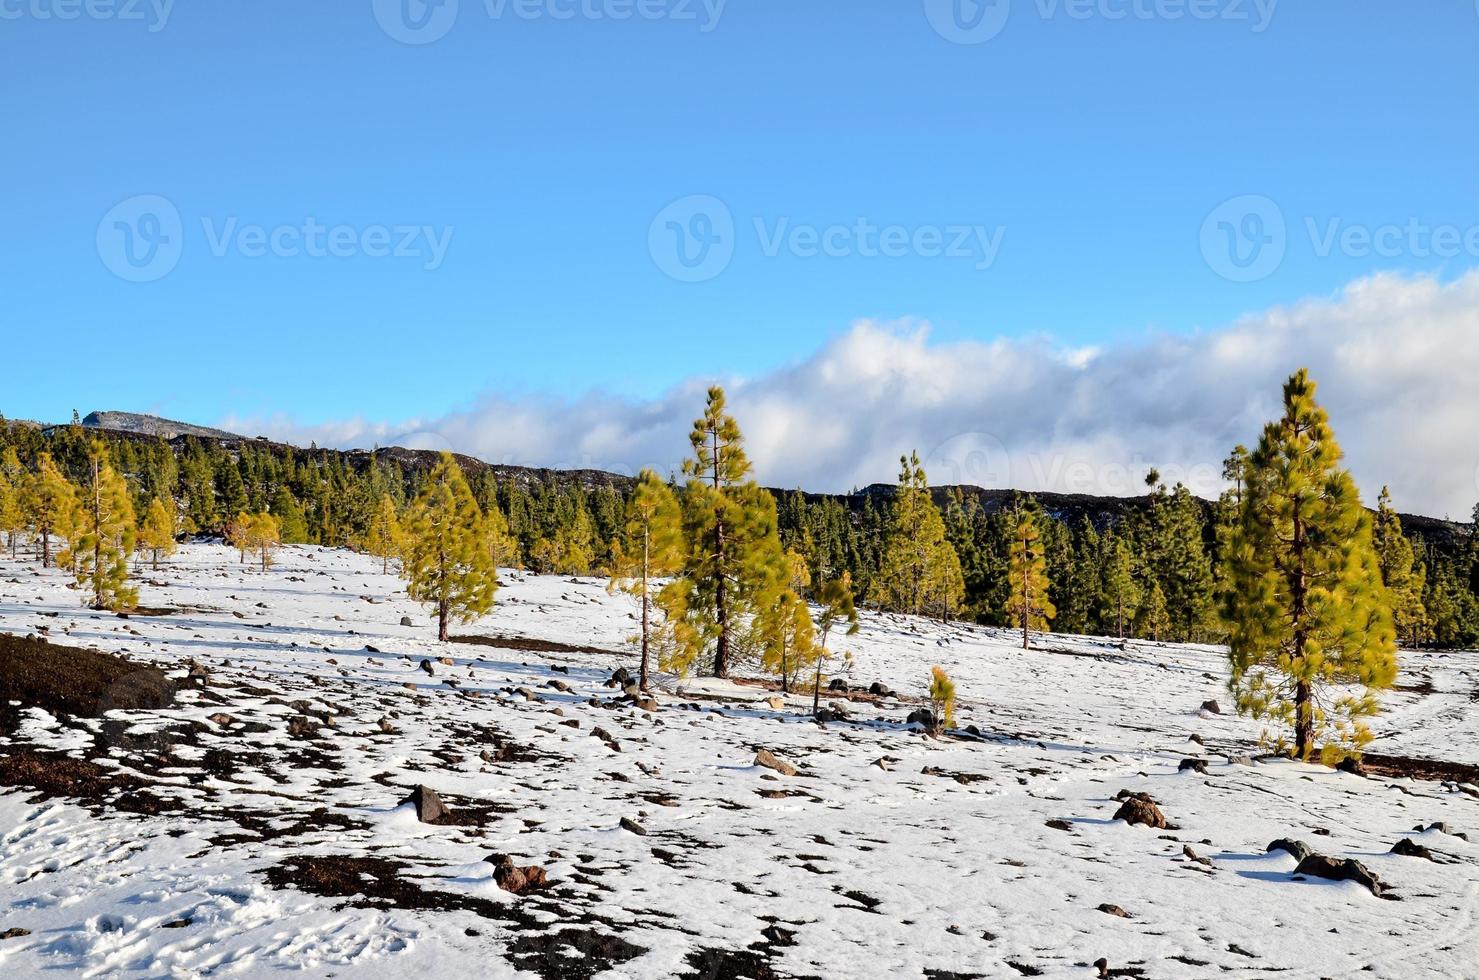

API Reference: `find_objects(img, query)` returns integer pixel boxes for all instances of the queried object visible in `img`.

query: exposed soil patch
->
[452,633,625,658]
[0,634,173,734]
[0,750,140,801]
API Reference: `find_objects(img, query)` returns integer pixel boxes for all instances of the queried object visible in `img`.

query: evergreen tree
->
[1100,537,1141,644]
[1226,370,1398,762]
[245,511,281,571]
[754,587,817,694]
[402,453,497,641]
[1372,487,1429,647]
[136,497,178,570]
[24,452,77,568]
[0,470,23,559]
[876,453,962,619]
[1007,508,1055,649]
[363,493,404,574]
[663,387,785,678]
[1134,579,1170,641]
[74,448,137,611]
[928,666,957,732]
[607,470,685,691]
[812,573,860,714]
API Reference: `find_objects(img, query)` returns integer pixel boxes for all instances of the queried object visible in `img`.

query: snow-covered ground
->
[2,543,1478,979]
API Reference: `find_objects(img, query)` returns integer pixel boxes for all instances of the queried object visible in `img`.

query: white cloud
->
[225,272,1479,520]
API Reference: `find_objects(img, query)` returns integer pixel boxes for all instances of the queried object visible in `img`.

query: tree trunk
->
[812,626,830,715]
[711,429,730,678]
[1294,678,1313,760]
[1291,499,1311,759]
[639,534,651,692]
[438,598,450,643]
[41,528,50,568]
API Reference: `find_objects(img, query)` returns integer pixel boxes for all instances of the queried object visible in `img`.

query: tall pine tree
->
[402,454,498,641]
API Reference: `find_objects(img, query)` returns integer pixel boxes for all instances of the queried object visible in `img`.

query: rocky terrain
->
[2,544,1478,978]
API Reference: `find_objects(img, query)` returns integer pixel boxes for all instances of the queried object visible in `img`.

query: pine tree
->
[1100,537,1141,645]
[754,587,816,694]
[226,511,251,564]
[1372,487,1429,647]
[363,493,404,574]
[1007,508,1055,649]
[876,453,962,619]
[928,666,957,732]
[664,387,786,677]
[811,573,860,715]
[136,497,178,570]
[245,511,281,571]
[607,470,685,691]
[1134,579,1170,641]
[0,470,24,559]
[24,452,77,568]
[74,449,137,611]
[1226,369,1398,762]
[402,453,497,642]
[483,495,520,572]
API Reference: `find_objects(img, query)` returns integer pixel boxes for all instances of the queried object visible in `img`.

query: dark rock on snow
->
[1293,854,1386,897]
[403,784,448,824]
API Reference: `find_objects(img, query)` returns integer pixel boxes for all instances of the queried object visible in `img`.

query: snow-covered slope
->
[2,544,1477,979]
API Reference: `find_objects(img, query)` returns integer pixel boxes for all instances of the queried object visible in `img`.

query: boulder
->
[287,715,318,738]
[619,816,647,836]
[1199,699,1221,715]
[1096,903,1130,918]
[1336,756,1367,777]
[402,784,448,824]
[905,708,937,729]
[754,749,798,777]
[419,659,435,677]
[1292,854,1385,897]
[827,678,848,692]
[868,682,892,697]
[400,616,414,627]
[489,854,549,895]
[1267,838,1313,862]
[1112,793,1166,829]
[1390,838,1436,861]
[1178,758,1208,774]
[765,695,785,710]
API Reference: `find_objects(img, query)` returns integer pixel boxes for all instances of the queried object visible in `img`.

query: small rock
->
[287,715,318,738]
[207,712,234,727]
[1045,818,1073,832]
[1096,903,1130,918]
[754,749,798,777]
[1187,733,1204,745]
[765,695,786,710]
[1199,699,1221,715]
[1336,756,1367,777]
[1178,758,1208,774]
[619,816,647,836]
[827,678,848,692]
[419,659,435,677]
[489,854,549,895]
[1227,754,1254,766]
[905,708,937,729]
[868,681,892,697]
[402,785,448,824]
[1182,844,1213,867]
[1,928,31,940]
[400,616,414,627]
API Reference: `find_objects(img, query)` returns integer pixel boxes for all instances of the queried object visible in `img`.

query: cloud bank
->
[226,272,1479,520]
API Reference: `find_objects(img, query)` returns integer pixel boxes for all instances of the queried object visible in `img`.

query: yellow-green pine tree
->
[1134,579,1170,641]
[137,497,178,570]
[607,470,685,691]
[811,572,860,714]
[877,452,961,618]
[25,452,77,568]
[928,665,957,731]
[755,587,816,694]
[1100,538,1141,644]
[664,387,786,678]
[363,493,404,574]
[1007,508,1055,649]
[483,497,520,572]
[1226,369,1398,762]
[74,449,137,611]
[246,511,281,572]
[402,453,497,642]
[0,470,24,559]
[226,511,251,564]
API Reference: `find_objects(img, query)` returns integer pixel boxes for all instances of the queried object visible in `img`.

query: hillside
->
[1,543,1477,977]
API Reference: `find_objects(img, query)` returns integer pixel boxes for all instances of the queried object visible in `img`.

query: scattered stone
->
[546,679,571,693]
[1,929,31,940]
[1199,699,1221,715]
[635,697,660,713]
[287,715,318,738]
[419,659,434,677]
[402,784,448,824]
[1045,818,1073,832]
[1390,838,1436,861]
[1267,839,1313,863]
[905,708,937,729]
[1336,756,1367,777]
[1178,758,1208,774]
[1182,844,1213,867]
[1112,793,1166,829]
[827,678,848,692]
[207,712,234,727]
[1096,903,1130,918]
[754,749,798,777]
[1227,754,1255,766]
[765,695,786,710]
[868,681,892,697]
[1292,854,1386,897]
[1187,734,1204,745]
[400,616,414,627]
[873,757,895,772]
[619,816,647,836]
[378,716,396,734]
[489,854,550,895]
[438,657,454,666]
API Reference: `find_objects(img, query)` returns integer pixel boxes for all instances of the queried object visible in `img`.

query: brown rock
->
[402,784,448,824]
[754,749,798,777]
[1096,903,1130,918]
[1112,793,1166,829]
[490,854,549,895]
[1292,854,1385,897]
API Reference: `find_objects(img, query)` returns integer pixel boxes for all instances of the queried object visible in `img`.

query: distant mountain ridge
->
[46,411,1478,554]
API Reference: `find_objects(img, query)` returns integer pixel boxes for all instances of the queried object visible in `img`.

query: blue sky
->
[3,0,1478,432]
